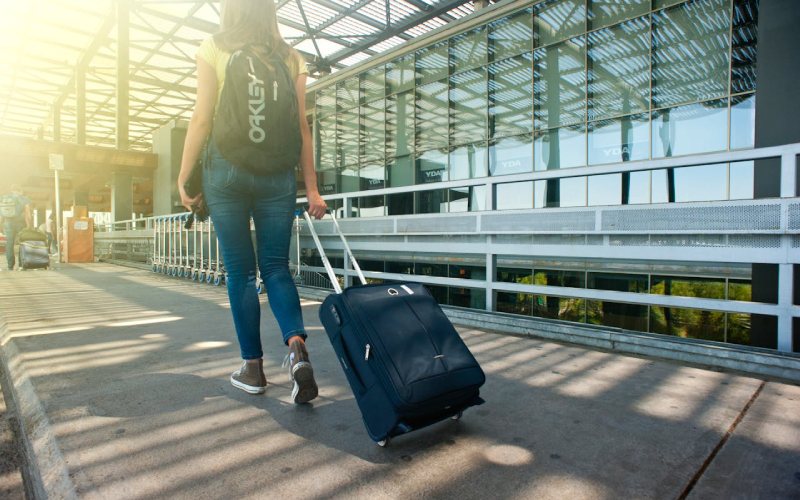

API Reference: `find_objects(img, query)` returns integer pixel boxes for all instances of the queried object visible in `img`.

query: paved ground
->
[1,263,799,499]
[0,378,25,499]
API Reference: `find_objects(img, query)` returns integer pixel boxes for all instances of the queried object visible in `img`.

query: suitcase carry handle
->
[302,210,367,294]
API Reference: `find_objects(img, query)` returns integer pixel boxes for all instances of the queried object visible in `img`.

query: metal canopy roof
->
[0,0,482,151]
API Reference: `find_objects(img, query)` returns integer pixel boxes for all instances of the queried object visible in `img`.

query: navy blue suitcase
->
[305,212,485,446]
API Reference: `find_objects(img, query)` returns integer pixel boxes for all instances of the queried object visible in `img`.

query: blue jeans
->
[203,143,306,359]
[4,220,24,270]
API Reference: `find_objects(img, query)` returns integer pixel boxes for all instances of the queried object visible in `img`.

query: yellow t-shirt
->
[197,36,307,105]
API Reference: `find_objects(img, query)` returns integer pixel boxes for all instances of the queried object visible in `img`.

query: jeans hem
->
[283,330,307,345]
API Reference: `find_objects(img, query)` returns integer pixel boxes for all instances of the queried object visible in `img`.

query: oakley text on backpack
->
[212,48,302,174]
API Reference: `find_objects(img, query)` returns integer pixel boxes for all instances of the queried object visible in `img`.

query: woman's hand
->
[178,181,203,212]
[307,191,327,220]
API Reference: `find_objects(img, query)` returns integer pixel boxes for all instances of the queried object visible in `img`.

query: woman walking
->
[177,0,327,403]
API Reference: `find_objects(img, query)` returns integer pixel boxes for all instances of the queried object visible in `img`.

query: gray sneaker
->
[283,341,318,404]
[230,359,267,394]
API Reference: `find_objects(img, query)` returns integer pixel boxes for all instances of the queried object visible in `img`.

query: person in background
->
[177,0,327,403]
[0,184,32,271]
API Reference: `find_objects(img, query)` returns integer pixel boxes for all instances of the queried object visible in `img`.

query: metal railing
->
[93,141,800,352]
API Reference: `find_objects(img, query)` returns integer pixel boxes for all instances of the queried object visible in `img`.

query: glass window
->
[387,192,413,216]
[387,54,415,94]
[496,292,533,315]
[587,300,648,331]
[534,0,586,47]
[729,161,754,200]
[588,272,648,292]
[451,28,487,72]
[654,0,686,8]
[489,8,533,61]
[416,80,450,151]
[315,114,337,170]
[588,0,649,30]
[317,170,338,196]
[534,268,585,288]
[361,99,385,165]
[337,166,360,193]
[337,78,359,111]
[587,17,650,121]
[362,65,385,104]
[651,100,728,158]
[489,54,533,139]
[651,276,726,299]
[450,142,488,180]
[588,173,622,206]
[337,106,360,167]
[388,155,414,188]
[533,295,586,322]
[728,279,752,301]
[731,0,758,94]
[417,42,449,84]
[489,135,533,176]
[498,267,534,283]
[588,114,649,165]
[416,262,448,277]
[496,182,533,210]
[386,92,415,158]
[416,148,448,184]
[315,85,336,118]
[535,177,587,208]
[360,163,385,190]
[730,94,755,150]
[673,163,727,202]
[652,0,730,109]
[533,37,586,129]
[451,68,488,146]
[534,126,586,170]
[726,313,751,346]
[359,195,386,218]
[625,170,652,204]
[449,286,486,310]
[447,186,486,213]
[651,169,669,204]
[650,307,726,342]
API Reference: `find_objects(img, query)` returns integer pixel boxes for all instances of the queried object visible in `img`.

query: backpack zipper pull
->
[364,344,371,361]
[273,81,278,101]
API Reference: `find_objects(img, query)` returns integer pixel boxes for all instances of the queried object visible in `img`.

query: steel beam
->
[117,0,131,150]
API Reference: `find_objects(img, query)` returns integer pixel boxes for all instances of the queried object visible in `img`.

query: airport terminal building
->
[297,0,799,354]
[1,0,798,359]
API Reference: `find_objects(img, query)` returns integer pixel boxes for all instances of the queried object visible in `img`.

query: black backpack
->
[212,47,302,174]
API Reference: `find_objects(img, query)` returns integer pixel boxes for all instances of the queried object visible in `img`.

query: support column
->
[485,251,496,312]
[117,0,130,150]
[111,172,133,222]
[76,65,87,145]
[53,104,62,142]
[151,120,188,215]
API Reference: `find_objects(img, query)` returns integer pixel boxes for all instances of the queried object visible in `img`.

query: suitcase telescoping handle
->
[302,209,367,294]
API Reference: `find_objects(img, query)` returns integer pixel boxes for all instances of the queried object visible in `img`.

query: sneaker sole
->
[230,375,266,395]
[291,362,318,404]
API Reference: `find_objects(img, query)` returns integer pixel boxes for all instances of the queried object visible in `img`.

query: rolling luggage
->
[306,212,485,446]
[20,241,49,269]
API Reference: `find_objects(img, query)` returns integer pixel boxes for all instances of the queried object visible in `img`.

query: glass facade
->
[313,0,759,214]
[308,0,770,351]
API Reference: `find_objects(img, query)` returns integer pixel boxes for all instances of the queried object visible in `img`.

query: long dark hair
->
[214,0,291,61]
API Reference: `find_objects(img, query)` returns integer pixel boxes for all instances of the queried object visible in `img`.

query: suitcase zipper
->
[364,343,371,361]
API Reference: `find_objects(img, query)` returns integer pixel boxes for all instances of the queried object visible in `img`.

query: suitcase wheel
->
[376,438,390,448]
[452,411,463,421]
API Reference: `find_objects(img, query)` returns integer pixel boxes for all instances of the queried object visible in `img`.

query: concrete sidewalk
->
[1,263,799,499]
